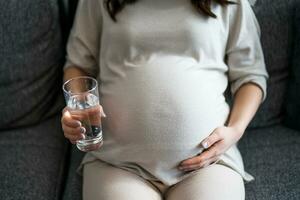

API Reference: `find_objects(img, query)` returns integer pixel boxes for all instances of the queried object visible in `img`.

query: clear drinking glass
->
[63,76,103,152]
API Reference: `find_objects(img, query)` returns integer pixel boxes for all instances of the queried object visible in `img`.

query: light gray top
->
[65,0,269,185]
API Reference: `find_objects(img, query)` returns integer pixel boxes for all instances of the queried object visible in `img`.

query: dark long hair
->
[105,0,235,21]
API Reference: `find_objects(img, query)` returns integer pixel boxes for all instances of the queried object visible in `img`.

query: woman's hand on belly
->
[177,125,243,172]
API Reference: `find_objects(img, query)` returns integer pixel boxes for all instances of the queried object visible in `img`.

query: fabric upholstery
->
[59,0,79,44]
[238,125,300,200]
[245,0,295,128]
[283,0,300,131]
[0,0,65,129]
[0,115,68,200]
[63,146,85,200]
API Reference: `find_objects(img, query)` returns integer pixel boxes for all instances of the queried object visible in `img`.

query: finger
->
[201,129,222,149]
[62,107,69,115]
[62,110,82,128]
[180,141,223,167]
[200,156,220,168]
[178,147,219,169]
[197,142,224,161]
[99,105,107,118]
[180,156,219,171]
[178,162,198,171]
[82,105,106,120]
[82,105,106,117]
[64,131,85,141]
[62,125,86,137]
[179,155,204,167]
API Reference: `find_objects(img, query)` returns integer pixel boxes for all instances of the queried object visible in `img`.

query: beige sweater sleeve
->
[226,0,269,102]
[64,0,102,77]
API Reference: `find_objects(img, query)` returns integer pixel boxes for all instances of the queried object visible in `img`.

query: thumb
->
[99,105,107,118]
[201,129,222,149]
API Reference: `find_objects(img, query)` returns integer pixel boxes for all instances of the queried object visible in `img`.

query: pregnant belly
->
[98,90,230,181]
[99,61,230,164]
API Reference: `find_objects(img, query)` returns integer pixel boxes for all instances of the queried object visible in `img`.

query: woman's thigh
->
[165,164,245,200]
[83,161,162,200]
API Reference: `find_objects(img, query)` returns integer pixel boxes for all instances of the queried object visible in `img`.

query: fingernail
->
[80,127,86,134]
[65,110,71,117]
[76,121,82,127]
[202,142,208,149]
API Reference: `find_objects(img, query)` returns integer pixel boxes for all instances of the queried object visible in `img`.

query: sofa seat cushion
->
[0,115,68,200]
[62,146,84,200]
[239,125,300,200]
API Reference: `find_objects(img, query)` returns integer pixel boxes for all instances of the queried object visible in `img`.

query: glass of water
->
[63,76,103,152]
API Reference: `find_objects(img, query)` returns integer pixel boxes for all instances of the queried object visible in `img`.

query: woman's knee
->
[83,161,162,200]
[165,164,245,200]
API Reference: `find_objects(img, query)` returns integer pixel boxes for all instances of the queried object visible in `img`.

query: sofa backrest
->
[246,0,295,128]
[0,0,65,129]
[58,0,79,44]
[283,0,300,131]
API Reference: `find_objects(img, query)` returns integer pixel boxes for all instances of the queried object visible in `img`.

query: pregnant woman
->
[61,0,269,199]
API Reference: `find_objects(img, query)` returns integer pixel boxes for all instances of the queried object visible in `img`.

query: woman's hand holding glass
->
[61,105,106,145]
[62,76,106,152]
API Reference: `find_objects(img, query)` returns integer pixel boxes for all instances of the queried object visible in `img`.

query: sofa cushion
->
[0,115,68,200]
[62,146,85,200]
[238,125,300,200]
[244,0,295,128]
[0,0,65,129]
[283,1,300,131]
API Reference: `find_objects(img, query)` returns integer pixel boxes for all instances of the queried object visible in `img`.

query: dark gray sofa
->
[0,0,299,200]
[0,0,68,200]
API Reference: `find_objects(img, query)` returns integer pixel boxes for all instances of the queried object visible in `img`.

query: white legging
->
[83,160,245,200]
